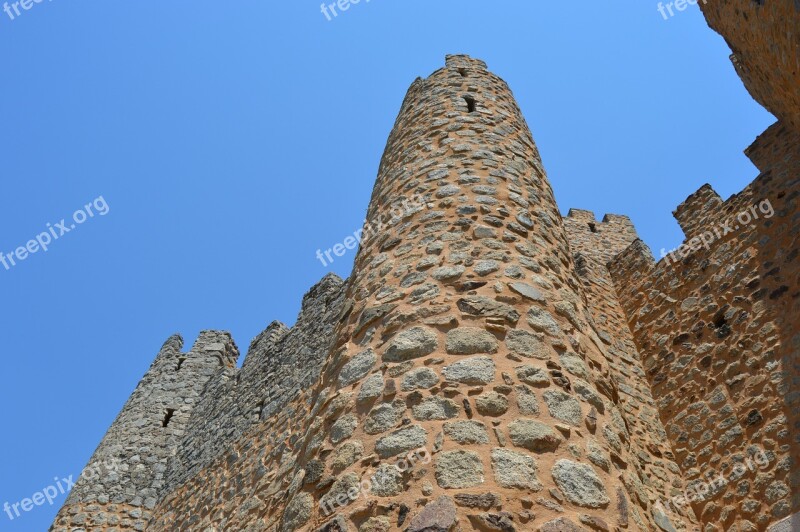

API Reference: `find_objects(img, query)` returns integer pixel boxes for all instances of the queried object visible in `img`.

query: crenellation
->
[51,330,237,531]
[564,208,640,267]
[161,273,347,497]
[672,184,724,241]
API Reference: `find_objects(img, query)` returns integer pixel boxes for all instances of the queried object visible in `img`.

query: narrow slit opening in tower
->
[176,357,187,371]
[458,68,467,77]
[464,96,476,113]
[588,223,597,233]
[162,408,176,428]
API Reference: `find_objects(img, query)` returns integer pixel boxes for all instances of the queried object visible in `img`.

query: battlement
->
[672,183,724,240]
[445,53,488,70]
[745,120,795,174]
[52,329,239,530]
[161,272,347,495]
[563,208,639,266]
[608,238,657,290]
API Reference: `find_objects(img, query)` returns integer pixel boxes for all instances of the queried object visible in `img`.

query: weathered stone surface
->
[339,349,378,388]
[407,496,457,532]
[475,392,510,416]
[360,516,391,532]
[509,282,546,302]
[401,367,440,391]
[543,390,583,426]
[508,419,561,453]
[443,420,490,444]
[572,379,604,413]
[506,330,550,359]
[446,327,499,355]
[364,400,405,434]
[281,492,313,532]
[432,265,466,281]
[559,353,589,380]
[454,493,500,510]
[316,515,352,532]
[475,260,501,276]
[384,327,439,362]
[358,373,384,401]
[516,385,540,415]
[652,507,677,532]
[375,426,428,459]
[457,296,520,324]
[469,512,517,532]
[435,450,485,488]
[371,464,404,497]
[551,460,610,509]
[331,440,365,472]
[526,307,561,336]
[585,438,610,472]
[321,473,360,510]
[538,517,587,532]
[330,413,359,443]
[412,396,460,421]
[356,304,397,337]
[578,514,609,532]
[516,365,550,387]
[442,356,495,385]
[491,448,543,491]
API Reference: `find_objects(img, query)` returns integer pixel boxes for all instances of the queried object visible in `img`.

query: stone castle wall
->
[609,124,799,531]
[163,274,346,495]
[564,210,700,529]
[49,2,799,530]
[51,331,240,530]
[51,275,346,532]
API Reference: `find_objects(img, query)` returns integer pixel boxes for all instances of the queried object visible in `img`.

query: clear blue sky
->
[0,1,773,529]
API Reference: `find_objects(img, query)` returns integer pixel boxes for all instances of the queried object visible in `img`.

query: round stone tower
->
[288,55,687,531]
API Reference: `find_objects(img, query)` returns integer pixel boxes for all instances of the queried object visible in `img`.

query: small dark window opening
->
[588,223,597,233]
[176,357,187,371]
[464,96,476,113]
[458,68,467,77]
[162,408,176,428]
[712,312,732,339]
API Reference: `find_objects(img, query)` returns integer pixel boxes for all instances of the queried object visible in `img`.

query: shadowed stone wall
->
[51,331,239,531]
[163,274,346,495]
[609,125,799,532]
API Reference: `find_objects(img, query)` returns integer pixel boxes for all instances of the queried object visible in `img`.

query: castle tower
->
[272,54,693,531]
[51,331,238,531]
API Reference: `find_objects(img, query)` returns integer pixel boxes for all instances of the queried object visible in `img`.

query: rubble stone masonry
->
[51,2,798,530]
